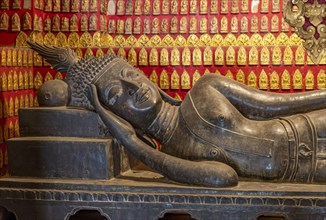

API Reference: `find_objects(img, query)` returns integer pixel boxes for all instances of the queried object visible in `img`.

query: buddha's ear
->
[159,88,182,106]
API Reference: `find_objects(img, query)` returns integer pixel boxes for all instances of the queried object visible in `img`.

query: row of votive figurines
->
[1,93,35,120]
[0,11,290,35]
[114,0,283,16]
[1,71,63,91]
[0,48,33,67]
[0,118,21,143]
[19,32,302,49]
[148,68,326,91]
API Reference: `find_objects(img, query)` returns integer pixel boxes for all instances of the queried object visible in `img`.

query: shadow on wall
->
[68,210,108,220]
[0,207,16,220]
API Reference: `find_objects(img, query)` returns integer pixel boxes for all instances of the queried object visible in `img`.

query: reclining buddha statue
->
[28,42,326,187]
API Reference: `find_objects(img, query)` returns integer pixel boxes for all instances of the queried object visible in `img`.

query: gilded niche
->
[284,0,326,64]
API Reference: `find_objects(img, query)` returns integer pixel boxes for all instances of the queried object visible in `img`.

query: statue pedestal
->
[0,170,325,220]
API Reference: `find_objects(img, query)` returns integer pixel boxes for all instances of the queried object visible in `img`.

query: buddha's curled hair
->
[66,54,117,110]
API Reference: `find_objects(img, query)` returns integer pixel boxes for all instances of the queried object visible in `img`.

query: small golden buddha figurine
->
[240,17,248,33]
[11,13,20,32]
[24,94,29,108]
[209,17,218,34]
[226,47,235,65]
[283,46,293,66]
[81,0,89,11]
[317,70,325,90]
[171,70,180,89]
[281,70,291,90]
[247,71,257,88]
[17,50,22,67]
[33,72,43,89]
[117,48,126,60]
[9,121,14,138]
[80,15,88,32]
[90,0,97,11]
[1,72,7,91]
[250,16,258,33]
[281,18,290,32]
[214,47,224,65]
[117,0,125,15]
[12,0,20,9]
[272,46,282,65]
[180,0,188,14]
[200,0,207,14]
[221,0,228,14]
[15,119,19,137]
[44,72,53,82]
[23,71,28,89]
[33,14,39,31]
[171,0,178,14]
[259,70,268,90]
[271,15,279,32]
[100,15,107,32]
[43,16,51,32]
[269,71,279,90]
[33,95,39,107]
[3,121,8,141]
[61,17,69,32]
[52,15,60,31]
[143,18,150,34]
[89,14,97,31]
[203,47,213,65]
[7,71,13,90]
[68,15,78,32]
[3,99,8,118]
[231,17,238,33]
[182,47,191,66]
[13,71,18,90]
[124,18,132,34]
[107,20,116,33]
[160,70,169,89]
[9,97,14,117]
[170,48,180,66]
[231,0,239,13]
[62,0,70,11]
[305,70,314,90]
[125,0,132,15]
[293,70,303,90]
[22,13,32,31]
[134,0,142,15]
[152,18,159,34]
[44,0,52,11]
[261,16,269,33]
[149,48,158,66]
[138,48,148,66]
[220,17,228,34]
[153,0,160,15]
[160,18,168,34]
[71,0,80,12]
[192,70,201,86]
[14,96,19,116]
[192,48,201,66]
[0,12,8,31]
[236,70,245,84]
[237,46,247,65]
[261,0,269,13]
[12,49,17,67]
[189,17,197,33]
[53,0,61,12]
[225,70,234,80]
[6,49,12,67]
[160,48,169,66]
[29,71,34,88]
[210,0,218,14]
[1,0,9,9]
[128,48,137,66]
[149,70,158,85]
[162,0,169,14]
[260,47,270,65]
[241,0,249,13]
[170,17,178,33]
[272,0,280,12]
[249,46,258,65]
[179,17,187,34]
[180,71,190,89]
[189,0,197,14]
[295,46,305,65]
[144,0,150,15]
[199,18,207,33]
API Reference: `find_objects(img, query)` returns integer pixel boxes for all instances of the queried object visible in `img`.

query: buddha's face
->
[94,60,163,128]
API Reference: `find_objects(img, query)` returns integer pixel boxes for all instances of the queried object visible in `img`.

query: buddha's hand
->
[89,84,136,138]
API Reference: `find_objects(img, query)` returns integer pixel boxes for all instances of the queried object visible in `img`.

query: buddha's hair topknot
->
[66,54,118,110]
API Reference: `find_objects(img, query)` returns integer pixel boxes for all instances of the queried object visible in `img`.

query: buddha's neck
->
[146,102,179,145]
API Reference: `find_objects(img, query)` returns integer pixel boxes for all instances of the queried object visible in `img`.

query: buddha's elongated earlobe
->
[159,88,182,106]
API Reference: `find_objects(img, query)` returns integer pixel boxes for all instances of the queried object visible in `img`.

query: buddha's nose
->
[121,78,141,93]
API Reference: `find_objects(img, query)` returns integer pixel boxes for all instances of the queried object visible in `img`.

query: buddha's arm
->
[198,74,326,119]
[90,84,238,187]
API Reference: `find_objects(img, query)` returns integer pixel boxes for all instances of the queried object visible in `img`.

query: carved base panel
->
[0,170,325,220]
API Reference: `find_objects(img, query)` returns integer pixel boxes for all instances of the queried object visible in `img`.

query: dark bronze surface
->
[28,42,326,188]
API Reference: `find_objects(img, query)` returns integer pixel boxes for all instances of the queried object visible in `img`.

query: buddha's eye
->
[121,69,141,80]
[105,83,122,106]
